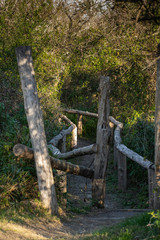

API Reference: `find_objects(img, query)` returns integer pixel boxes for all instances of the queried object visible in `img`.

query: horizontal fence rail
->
[64,108,155,208]
[13,105,155,208]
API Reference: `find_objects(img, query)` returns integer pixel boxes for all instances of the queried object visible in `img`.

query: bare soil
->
[0,138,150,240]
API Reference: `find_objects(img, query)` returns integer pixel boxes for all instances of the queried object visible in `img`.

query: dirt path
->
[0,138,150,240]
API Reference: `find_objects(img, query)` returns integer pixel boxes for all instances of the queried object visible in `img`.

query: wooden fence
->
[14,46,160,213]
[64,108,155,209]
[13,76,110,208]
[13,80,155,209]
[13,86,155,209]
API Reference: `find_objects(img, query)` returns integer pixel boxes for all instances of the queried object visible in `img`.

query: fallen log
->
[48,143,97,159]
[13,144,94,178]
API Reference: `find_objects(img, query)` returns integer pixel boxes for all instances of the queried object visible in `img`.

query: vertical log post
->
[148,167,155,209]
[77,114,83,136]
[15,46,58,214]
[117,150,127,192]
[154,43,160,210]
[71,125,77,148]
[109,122,114,145]
[114,144,118,170]
[57,136,67,207]
[92,76,110,207]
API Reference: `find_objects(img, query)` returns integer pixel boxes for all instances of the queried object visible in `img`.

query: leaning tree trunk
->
[15,46,58,214]
[92,76,110,207]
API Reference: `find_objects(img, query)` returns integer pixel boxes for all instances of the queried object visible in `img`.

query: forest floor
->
[0,138,150,240]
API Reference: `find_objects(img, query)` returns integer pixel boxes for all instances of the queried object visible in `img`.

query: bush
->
[122,113,154,186]
[0,103,63,208]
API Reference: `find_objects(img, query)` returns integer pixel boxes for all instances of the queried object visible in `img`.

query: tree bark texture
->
[117,144,154,170]
[92,76,110,207]
[49,125,74,147]
[15,46,58,214]
[57,136,67,207]
[77,114,83,135]
[63,109,98,118]
[48,143,97,159]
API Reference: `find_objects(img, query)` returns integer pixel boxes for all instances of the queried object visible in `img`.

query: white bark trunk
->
[15,46,58,214]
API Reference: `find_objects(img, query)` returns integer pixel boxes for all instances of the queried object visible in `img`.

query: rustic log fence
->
[14,103,156,209]
[14,45,160,212]
[13,57,110,210]
[64,109,155,209]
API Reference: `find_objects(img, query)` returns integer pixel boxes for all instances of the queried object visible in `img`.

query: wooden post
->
[109,121,114,145]
[114,144,118,170]
[15,46,58,214]
[71,125,77,148]
[92,76,110,207]
[117,150,127,192]
[154,43,160,210]
[77,114,83,135]
[148,167,155,209]
[57,136,67,207]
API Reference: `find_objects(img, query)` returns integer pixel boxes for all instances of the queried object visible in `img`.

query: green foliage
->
[0,0,160,212]
[123,113,154,162]
[0,199,60,223]
[82,116,97,139]
[122,114,154,188]
[0,104,37,208]
[0,103,63,208]
[80,213,160,240]
[106,159,148,209]
[150,211,160,229]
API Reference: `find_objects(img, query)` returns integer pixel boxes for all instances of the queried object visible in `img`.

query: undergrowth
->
[80,212,160,240]
[0,103,63,208]
[121,112,155,207]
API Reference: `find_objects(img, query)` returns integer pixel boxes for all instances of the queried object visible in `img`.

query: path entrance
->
[0,138,150,240]
[65,137,149,236]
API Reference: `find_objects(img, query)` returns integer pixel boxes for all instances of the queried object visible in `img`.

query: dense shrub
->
[122,113,155,186]
[0,103,62,208]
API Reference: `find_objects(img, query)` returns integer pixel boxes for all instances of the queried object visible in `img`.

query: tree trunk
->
[154,43,160,210]
[15,46,58,214]
[92,76,110,207]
